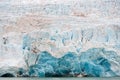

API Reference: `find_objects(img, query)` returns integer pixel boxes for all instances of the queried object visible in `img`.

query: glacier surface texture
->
[0,0,120,77]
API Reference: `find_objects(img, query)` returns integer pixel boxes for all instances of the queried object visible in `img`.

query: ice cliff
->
[0,0,120,77]
[28,49,120,77]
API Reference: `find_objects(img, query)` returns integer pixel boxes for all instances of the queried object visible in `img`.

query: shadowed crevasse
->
[1,73,15,77]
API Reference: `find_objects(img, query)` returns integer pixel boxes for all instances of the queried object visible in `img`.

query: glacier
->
[0,0,120,77]
[28,48,120,77]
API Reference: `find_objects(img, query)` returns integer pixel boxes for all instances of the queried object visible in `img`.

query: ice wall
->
[0,0,120,77]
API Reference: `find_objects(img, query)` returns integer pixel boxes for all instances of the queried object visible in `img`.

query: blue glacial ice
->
[28,48,120,77]
[79,48,119,77]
